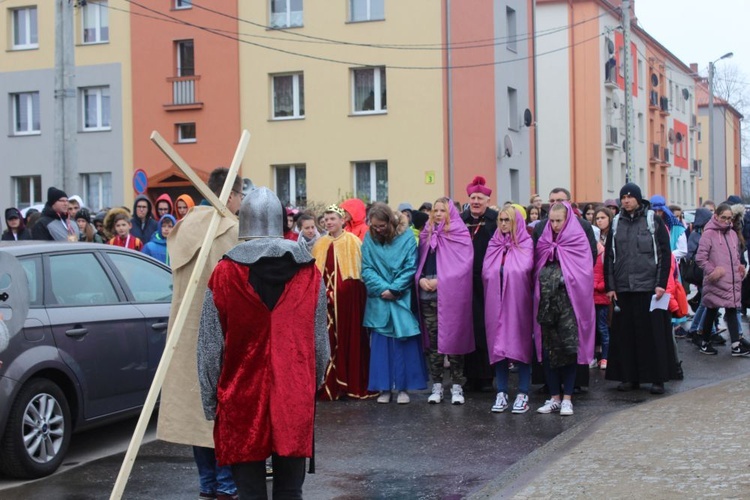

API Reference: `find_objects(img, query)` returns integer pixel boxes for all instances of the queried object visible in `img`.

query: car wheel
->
[0,378,71,479]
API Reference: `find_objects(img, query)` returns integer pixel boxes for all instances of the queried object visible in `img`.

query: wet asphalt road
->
[3,331,750,499]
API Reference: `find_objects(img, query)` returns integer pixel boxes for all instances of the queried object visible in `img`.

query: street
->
[2,327,750,499]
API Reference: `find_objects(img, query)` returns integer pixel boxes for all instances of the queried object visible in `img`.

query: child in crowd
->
[143,214,176,265]
[75,208,104,243]
[297,213,320,253]
[106,209,143,251]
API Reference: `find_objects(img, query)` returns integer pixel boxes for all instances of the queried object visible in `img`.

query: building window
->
[177,123,196,143]
[507,87,518,130]
[274,165,306,206]
[81,87,111,131]
[353,161,388,203]
[272,73,304,119]
[82,1,109,44]
[637,58,643,89]
[349,0,384,22]
[637,112,644,142]
[82,173,112,211]
[352,67,386,114]
[175,0,192,9]
[176,40,195,76]
[13,175,42,210]
[12,7,38,49]
[506,7,517,52]
[12,92,40,135]
[270,0,303,28]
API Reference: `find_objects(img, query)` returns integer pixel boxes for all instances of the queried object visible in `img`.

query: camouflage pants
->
[421,300,466,386]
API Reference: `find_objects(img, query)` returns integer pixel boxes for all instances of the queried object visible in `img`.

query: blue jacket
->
[142,215,176,265]
[361,221,421,338]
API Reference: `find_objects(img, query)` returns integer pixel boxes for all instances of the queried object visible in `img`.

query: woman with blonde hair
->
[483,206,534,413]
[416,198,474,405]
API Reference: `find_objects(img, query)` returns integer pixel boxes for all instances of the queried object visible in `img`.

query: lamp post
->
[708,51,733,202]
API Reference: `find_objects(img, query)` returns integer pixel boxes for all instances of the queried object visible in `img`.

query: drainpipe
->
[445,0,455,199]
[531,0,539,193]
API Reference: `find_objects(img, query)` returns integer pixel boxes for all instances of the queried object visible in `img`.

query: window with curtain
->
[82,1,109,44]
[274,165,306,206]
[82,173,112,212]
[352,67,386,113]
[82,87,111,130]
[176,40,195,76]
[353,161,388,203]
[12,7,38,49]
[13,175,42,210]
[272,73,304,118]
[12,92,41,135]
[270,0,303,28]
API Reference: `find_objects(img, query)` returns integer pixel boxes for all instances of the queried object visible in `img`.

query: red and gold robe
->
[311,232,375,400]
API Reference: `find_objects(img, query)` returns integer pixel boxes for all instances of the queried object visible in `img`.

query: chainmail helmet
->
[238,187,284,240]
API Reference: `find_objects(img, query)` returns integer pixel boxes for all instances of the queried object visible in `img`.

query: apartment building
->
[0,0,131,212]
[536,0,698,205]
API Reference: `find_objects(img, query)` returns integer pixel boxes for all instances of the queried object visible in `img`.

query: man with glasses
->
[130,195,159,245]
[31,186,80,241]
[604,182,677,396]
[157,167,244,500]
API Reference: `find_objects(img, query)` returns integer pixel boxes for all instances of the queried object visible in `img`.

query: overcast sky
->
[634,0,748,82]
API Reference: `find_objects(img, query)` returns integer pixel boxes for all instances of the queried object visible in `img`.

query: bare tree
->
[712,63,749,164]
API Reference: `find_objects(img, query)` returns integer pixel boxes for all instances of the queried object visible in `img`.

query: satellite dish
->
[606,38,615,55]
[622,139,628,150]
[682,88,690,100]
[651,73,659,87]
[523,109,533,127]
[504,135,514,158]
[676,131,683,143]
[668,129,675,143]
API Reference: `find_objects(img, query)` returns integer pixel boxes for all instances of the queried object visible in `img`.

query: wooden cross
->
[110,130,250,500]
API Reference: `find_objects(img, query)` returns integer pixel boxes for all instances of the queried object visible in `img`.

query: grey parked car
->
[0,242,171,478]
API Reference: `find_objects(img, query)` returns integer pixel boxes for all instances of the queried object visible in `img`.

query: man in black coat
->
[30,187,80,241]
[461,176,498,391]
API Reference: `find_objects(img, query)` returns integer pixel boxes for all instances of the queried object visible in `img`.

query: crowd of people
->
[4,174,750,498]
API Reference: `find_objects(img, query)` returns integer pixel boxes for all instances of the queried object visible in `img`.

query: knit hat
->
[75,208,91,222]
[47,186,68,206]
[397,202,413,213]
[466,176,492,197]
[619,183,642,204]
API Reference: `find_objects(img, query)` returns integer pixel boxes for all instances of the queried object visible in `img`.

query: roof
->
[695,80,744,118]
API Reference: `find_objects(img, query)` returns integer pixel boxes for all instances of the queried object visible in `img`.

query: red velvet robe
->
[209,260,320,464]
[319,244,374,400]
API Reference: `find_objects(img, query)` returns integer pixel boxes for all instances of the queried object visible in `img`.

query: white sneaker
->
[536,398,561,414]
[560,399,574,416]
[491,392,509,413]
[377,392,391,404]
[511,393,529,414]
[427,383,443,404]
[396,391,410,404]
[451,384,465,405]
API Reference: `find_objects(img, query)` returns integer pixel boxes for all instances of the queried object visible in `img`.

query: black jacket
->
[30,205,60,241]
[604,203,672,293]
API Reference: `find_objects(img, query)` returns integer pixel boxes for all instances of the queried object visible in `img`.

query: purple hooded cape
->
[533,202,595,365]
[482,208,534,365]
[415,201,475,355]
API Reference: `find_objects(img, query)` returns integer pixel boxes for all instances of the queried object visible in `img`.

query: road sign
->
[133,169,148,194]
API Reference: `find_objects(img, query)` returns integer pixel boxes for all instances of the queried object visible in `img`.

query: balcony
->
[660,96,670,115]
[604,66,618,89]
[650,142,660,164]
[164,75,203,110]
[605,125,619,149]
[690,114,698,131]
[649,90,659,109]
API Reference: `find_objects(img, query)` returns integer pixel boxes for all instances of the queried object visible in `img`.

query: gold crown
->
[325,204,346,217]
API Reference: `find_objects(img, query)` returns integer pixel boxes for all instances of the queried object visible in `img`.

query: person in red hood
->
[154,193,174,219]
[340,198,368,241]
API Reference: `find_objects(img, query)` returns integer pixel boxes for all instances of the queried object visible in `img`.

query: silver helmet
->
[238,187,284,239]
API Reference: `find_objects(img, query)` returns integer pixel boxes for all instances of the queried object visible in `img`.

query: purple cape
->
[482,208,534,365]
[533,202,595,365]
[415,200,475,355]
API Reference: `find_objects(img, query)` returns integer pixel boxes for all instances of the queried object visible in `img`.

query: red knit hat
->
[466,176,492,197]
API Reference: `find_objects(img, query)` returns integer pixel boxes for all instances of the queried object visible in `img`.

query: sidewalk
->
[480,373,750,499]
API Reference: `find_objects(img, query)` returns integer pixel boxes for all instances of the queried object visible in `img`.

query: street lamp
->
[708,51,733,202]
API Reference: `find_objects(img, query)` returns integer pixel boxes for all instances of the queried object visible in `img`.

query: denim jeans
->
[595,305,610,359]
[689,304,716,334]
[494,359,530,394]
[193,446,237,496]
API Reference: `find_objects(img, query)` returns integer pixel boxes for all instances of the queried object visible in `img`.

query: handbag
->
[680,257,703,286]
[671,280,689,318]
